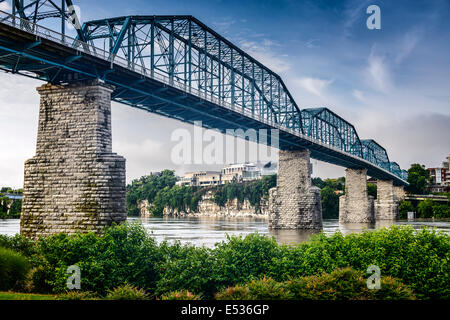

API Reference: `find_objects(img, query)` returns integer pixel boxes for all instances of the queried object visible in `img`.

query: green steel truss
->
[0,1,409,183]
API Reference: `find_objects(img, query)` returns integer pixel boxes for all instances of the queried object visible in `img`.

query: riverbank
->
[2,217,450,247]
[0,223,448,300]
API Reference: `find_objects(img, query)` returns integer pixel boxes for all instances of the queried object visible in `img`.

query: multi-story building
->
[221,163,261,184]
[176,163,263,187]
[197,171,222,186]
[427,155,450,193]
[176,171,222,187]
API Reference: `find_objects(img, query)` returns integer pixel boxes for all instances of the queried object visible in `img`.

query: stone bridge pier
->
[20,80,126,239]
[269,149,322,229]
[393,185,406,202]
[374,180,399,220]
[339,168,374,223]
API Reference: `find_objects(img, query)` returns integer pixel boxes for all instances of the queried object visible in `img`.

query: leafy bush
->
[156,241,217,297]
[1,224,448,300]
[269,227,450,299]
[56,291,98,300]
[286,268,414,300]
[105,284,149,300]
[216,277,292,300]
[213,233,280,288]
[156,233,280,298]
[34,222,162,295]
[0,233,37,258]
[160,290,201,300]
[216,268,415,300]
[0,246,30,291]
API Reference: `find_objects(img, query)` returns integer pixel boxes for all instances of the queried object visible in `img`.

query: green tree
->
[407,164,430,195]
[398,200,415,219]
[312,177,326,189]
[367,183,377,199]
[320,187,339,219]
[417,199,434,218]
[432,204,450,218]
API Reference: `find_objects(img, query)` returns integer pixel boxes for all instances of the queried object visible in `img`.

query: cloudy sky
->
[0,0,449,188]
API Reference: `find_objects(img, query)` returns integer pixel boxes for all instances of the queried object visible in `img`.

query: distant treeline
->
[126,170,277,216]
[126,171,354,219]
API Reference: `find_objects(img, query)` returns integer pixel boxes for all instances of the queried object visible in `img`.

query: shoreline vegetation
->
[126,170,449,220]
[0,223,448,300]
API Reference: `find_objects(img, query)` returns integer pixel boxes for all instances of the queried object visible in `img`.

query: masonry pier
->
[269,149,322,229]
[339,168,374,223]
[374,180,399,220]
[20,80,126,239]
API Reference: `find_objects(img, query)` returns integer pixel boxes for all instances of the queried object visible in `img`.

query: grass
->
[0,291,57,300]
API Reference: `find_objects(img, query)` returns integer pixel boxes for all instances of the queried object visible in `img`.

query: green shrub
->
[216,277,293,300]
[286,268,415,300]
[269,226,449,299]
[213,233,280,288]
[0,234,37,258]
[214,285,250,300]
[155,241,217,297]
[35,222,162,295]
[56,291,98,300]
[5,223,447,300]
[160,290,201,300]
[0,246,31,291]
[216,268,415,300]
[156,233,280,298]
[105,284,149,300]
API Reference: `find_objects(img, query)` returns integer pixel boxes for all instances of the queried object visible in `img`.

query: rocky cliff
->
[138,190,269,218]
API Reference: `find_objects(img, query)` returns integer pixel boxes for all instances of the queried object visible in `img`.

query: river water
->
[1,217,449,247]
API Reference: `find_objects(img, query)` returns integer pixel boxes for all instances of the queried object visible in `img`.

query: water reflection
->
[1,217,449,248]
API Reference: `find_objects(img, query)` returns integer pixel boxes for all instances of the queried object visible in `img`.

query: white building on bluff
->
[176,162,276,187]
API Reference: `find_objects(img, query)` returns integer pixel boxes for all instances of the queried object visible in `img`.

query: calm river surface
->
[1,217,449,247]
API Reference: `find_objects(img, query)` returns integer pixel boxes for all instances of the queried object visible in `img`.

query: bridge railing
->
[0,10,408,183]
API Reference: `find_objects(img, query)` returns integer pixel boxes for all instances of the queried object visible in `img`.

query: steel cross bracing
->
[0,3,409,185]
[79,16,303,134]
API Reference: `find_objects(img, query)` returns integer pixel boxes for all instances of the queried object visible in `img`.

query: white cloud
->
[395,30,422,64]
[0,1,11,13]
[366,49,392,93]
[295,77,333,97]
[352,89,365,102]
[238,39,290,73]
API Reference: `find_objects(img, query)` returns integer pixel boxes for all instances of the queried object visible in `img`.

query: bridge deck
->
[0,13,408,186]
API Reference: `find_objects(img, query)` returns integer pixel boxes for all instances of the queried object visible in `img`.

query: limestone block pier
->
[269,149,322,229]
[20,80,126,239]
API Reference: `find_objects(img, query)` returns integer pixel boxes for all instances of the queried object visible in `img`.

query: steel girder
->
[76,15,304,134]
[361,139,390,171]
[7,0,85,41]
[0,4,409,183]
[301,108,363,158]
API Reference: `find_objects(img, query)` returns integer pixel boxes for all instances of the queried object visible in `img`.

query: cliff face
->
[138,190,269,218]
[138,200,154,218]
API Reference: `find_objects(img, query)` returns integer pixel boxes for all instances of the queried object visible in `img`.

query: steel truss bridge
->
[0,0,408,185]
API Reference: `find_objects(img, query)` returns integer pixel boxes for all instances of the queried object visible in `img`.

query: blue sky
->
[0,0,449,187]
